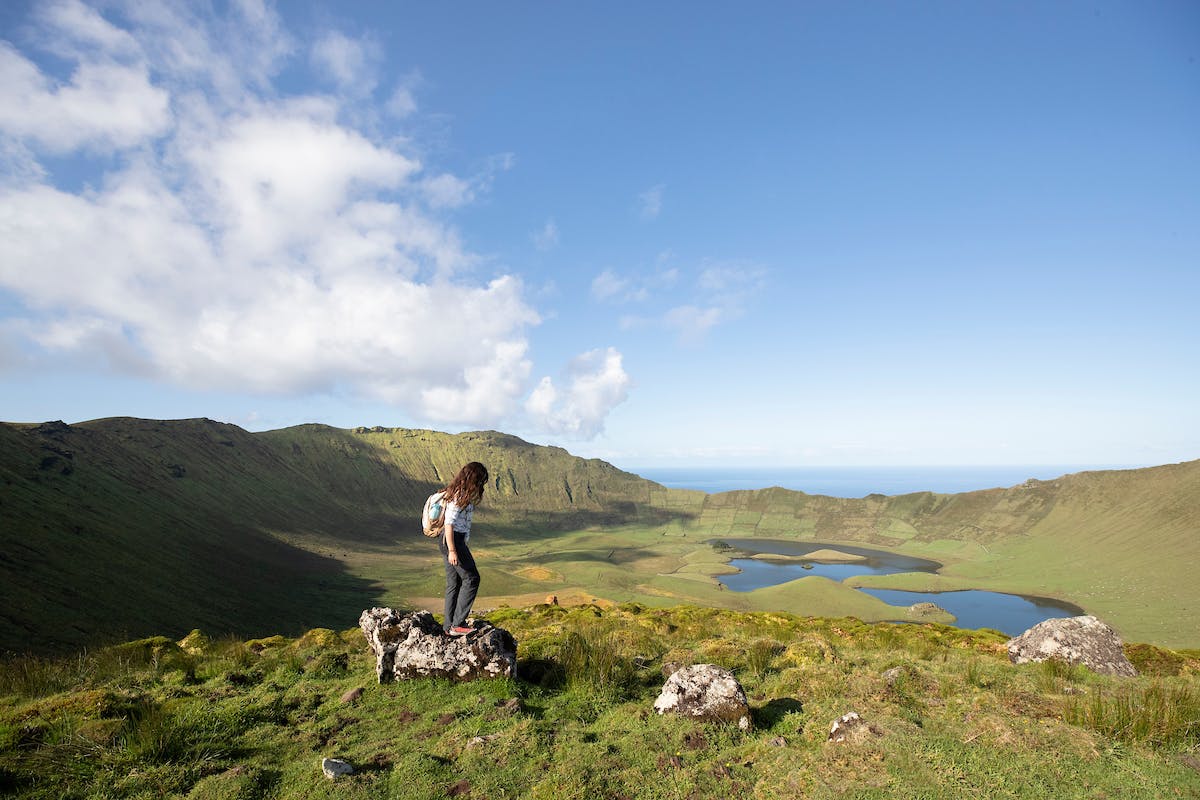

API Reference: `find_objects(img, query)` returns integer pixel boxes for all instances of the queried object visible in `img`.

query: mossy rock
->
[245,635,288,652]
[1125,643,1199,676]
[780,634,837,666]
[177,629,211,655]
[185,765,274,799]
[296,628,340,649]
[107,636,181,663]
[18,688,122,722]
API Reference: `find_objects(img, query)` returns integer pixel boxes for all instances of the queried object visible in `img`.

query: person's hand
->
[448,551,459,566]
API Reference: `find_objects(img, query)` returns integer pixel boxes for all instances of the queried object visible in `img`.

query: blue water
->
[713,538,1083,635]
[632,465,1115,498]
[717,539,940,591]
[859,588,1083,637]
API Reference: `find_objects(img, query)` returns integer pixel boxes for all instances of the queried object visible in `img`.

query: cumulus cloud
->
[0,1,625,435]
[525,348,630,438]
[0,42,170,152]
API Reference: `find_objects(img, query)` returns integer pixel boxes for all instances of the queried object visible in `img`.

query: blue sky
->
[0,1,1197,468]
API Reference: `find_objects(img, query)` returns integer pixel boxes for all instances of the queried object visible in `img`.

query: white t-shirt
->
[443,501,474,541]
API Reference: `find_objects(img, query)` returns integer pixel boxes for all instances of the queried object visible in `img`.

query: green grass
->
[2,605,1197,799]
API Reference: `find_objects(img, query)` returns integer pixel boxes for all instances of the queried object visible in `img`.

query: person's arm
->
[444,502,460,566]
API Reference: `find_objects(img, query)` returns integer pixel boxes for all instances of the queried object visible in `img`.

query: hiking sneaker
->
[448,625,474,636]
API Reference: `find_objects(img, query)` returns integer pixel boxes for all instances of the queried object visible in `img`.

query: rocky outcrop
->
[1006,615,1137,677]
[359,608,517,682]
[653,664,751,730]
[907,602,947,619]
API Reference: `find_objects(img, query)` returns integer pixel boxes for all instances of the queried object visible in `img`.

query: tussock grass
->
[1065,682,1200,747]
[1,606,1198,799]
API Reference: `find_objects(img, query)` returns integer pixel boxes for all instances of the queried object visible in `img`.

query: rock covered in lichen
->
[1006,615,1137,677]
[653,664,751,730]
[359,608,516,683]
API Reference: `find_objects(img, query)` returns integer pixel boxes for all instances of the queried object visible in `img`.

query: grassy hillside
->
[1,604,1197,799]
[0,419,674,654]
[661,462,1200,647]
[3,416,1197,653]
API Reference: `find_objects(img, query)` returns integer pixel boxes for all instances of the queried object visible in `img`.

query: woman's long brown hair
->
[443,461,488,508]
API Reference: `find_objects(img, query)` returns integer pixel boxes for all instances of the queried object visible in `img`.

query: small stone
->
[828,712,881,743]
[340,687,364,704]
[496,697,523,715]
[468,733,503,748]
[881,667,904,687]
[321,757,354,779]
[767,736,786,747]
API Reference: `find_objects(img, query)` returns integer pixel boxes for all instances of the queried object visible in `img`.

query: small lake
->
[715,538,1083,636]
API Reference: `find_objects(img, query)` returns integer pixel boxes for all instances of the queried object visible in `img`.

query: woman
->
[439,461,488,635]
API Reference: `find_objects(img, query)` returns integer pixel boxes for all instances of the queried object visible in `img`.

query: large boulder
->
[1006,615,1137,677]
[359,608,517,682]
[653,664,751,730]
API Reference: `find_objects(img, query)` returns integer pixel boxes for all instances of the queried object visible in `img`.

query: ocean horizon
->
[627,465,1131,499]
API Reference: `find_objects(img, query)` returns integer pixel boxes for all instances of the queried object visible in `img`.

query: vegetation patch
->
[1,608,1198,799]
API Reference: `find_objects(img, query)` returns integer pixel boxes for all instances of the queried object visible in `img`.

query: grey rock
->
[1005,615,1136,677]
[907,602,947,618]
[828,711,880,743]
[339,687,364,704]
[653,664,751,730]
[881,666,904,687]
[321,757,354,779]
[359,608,517,683]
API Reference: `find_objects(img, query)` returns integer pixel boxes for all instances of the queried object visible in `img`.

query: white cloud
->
[0,43,171,152]
[421,173,474,209]
[637,183,664,220]
[663,305,723,345]
[532,219,559,251]
[597,261,765,344]
[591,269,628,301]
[590,265,678,304]
[38,0,141,60]
[310,30,379,95]
[0,1,627,436]
[526,347,630,438]
[386,71,421,119]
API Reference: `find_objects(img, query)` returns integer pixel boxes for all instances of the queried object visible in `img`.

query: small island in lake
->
[749,548,868,564]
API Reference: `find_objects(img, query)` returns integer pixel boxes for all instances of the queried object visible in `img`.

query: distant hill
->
[0,418,670,653]
[2,417,1197,652]
[648,460,1200,646]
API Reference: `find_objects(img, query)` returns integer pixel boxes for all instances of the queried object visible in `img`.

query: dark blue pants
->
[439,530,480,631]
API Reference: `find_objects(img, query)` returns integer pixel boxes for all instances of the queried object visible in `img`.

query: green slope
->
[0,418,676,653]
[675,462,1200,646]
[2,416,1197,652]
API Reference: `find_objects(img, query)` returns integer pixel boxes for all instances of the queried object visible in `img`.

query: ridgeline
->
[1,417,1197,653]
